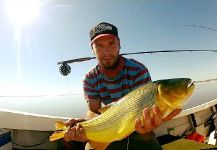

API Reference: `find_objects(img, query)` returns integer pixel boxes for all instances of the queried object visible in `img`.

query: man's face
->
[92,35,120,69]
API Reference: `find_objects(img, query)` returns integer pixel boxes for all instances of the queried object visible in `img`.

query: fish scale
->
[80,82,159,142]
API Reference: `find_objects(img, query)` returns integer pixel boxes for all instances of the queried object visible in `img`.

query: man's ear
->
[92,49,96,55]
[118,38,121,50]
[91,43,96,55]
[118,39,121,49]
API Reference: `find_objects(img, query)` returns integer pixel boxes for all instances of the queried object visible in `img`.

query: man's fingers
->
[143,108,150,120]
[135,108,153,134]
[152,105,161,116]
[79,127,84,139]
[70,127,76,140]
[64,124,88,142]
[78,124,86,139]
[65,118,86,127]
[75,125,81,139]
[152,105,163,127]
[135,106,165,134]
[64,132,70,142]
[65,119,76,127]
[135,118,142,131]
[143,108,152,127]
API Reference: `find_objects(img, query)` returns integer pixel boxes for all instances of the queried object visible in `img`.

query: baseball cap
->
[90,22,119,43]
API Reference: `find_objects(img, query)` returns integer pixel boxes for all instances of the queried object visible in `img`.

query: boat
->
[0,80,217,149]
[1,0,217,149]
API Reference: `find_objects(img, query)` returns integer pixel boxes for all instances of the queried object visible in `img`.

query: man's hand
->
[135,105,181,134]
[64,118,88,142]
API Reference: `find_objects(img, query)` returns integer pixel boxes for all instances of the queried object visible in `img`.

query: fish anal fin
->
[49,130,66,141]
[86,141,110,150]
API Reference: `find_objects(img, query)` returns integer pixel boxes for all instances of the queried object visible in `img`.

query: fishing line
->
[63,75,77,103]
[147,53,152,73]
[126,136,130,150]
[65,75,73,95]
[194,78,217,84]
[174,24,217,32]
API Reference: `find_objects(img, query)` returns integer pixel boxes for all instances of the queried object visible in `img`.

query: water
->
[0,81,217,118]
[0,95,87,118]
[183,81,217,109]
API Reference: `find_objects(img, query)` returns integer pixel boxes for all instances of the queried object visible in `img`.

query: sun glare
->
[6,0,40,27]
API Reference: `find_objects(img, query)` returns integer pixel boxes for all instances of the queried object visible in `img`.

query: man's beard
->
[102,56,120,70]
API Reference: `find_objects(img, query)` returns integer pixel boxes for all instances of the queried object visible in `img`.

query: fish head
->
[156,78,195,113]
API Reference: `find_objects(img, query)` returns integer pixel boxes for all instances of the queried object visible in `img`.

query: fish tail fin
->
[55,121,67,130]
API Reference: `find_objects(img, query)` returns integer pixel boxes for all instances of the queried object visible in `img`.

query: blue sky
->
[0,0,217,96]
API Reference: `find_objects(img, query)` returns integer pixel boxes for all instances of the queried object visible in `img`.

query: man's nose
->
[101,46,111,53]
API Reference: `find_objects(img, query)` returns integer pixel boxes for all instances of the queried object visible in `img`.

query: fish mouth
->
[186,79,195,99]
[188,80,195,91]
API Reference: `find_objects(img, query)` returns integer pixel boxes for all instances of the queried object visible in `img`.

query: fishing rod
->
[58,49,217,76]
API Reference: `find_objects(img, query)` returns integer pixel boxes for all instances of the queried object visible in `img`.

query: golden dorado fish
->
[50,78,195,149]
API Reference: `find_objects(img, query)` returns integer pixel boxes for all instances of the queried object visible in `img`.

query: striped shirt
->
[83,57,151,105]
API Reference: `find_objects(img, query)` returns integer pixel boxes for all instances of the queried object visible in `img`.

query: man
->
[64,22,181,149]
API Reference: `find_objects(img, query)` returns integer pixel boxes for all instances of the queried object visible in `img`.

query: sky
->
[0,0,217,96]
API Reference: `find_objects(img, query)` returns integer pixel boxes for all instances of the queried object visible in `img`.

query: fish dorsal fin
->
[86,141,109,150]
[98,101,116,114]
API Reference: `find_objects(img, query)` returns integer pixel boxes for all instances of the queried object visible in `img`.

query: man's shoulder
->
[84,65,100,79]
[123,57,146,70]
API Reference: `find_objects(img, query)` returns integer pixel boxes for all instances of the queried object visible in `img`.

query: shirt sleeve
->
[131,66,152,90]
[83,75,100,101]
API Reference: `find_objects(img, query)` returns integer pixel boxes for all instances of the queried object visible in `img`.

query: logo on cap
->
[95,24,113,34]
[90,22,118,43]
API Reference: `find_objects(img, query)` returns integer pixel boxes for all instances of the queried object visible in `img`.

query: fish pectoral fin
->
[99,100,119,113]
[87,141,110,150]
[98,105,111,114]
[162,107,175,119]
[98,102,115,113]
[49,130,66,141]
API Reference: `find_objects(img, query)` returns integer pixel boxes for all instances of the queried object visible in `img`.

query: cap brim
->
[91,34,117,43]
